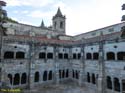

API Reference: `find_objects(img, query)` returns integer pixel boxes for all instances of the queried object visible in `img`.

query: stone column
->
[81,45,86,86]
[28,42,35,89]
[97,39,106,93]
[54,46,59,85]
[69,47,73,80]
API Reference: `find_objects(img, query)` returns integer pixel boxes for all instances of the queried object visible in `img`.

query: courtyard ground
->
[23,82,97,93]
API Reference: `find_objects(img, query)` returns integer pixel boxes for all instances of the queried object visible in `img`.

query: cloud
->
[4,0,54,7]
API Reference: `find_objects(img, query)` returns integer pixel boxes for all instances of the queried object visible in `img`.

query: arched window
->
[114,78,120,92]
[4,51,14,59]
[8,74,12,85]
[93,53,99,60]
[34,72,39,82]
[107,76,112,89]
[86,53,92,59]
[87,72,90,83]
[73,53,76,59]
[92,73,96,84]
[39,52,46,59]
[54,22,56,29]
[60,21,63,28]
[59,70,61,79]
[48,71,52,80]
[13,73,20,85]
[66,69,69,78]
[43,71,47,81]
[58,53,63,59]
[16,51,25,59]
[72,70,75,78]
[76,71,79,79]
[21,73,27,84]
[47,53,53,59]
[117,52,125,60]
[64,53,68,59]
[62,70,65,78]
[78,53,81,59]
[107,52,115,60]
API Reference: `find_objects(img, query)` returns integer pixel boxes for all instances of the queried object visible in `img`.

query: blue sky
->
[3,0,125,35]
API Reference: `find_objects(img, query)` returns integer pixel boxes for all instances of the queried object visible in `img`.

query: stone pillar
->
[28,42,35,89]
[112,77,114,93]
[69,47,73,80]
[54,46,59,85]
[97,40,106,93]
[79,69,83,86]
[81,45,86,85]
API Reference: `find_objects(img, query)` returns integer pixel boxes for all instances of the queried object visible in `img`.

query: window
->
[16,51,25,59]
[86,53,92,59]
[43,71,47,81]
[21,73,27,84]
[73,53,76,59]
[13,73,20,85]
[78,53,81,59]
[39,52,46,59]
[92,73,96,84]
[107,76,112,89]
[107,52,115,60]
[114,78,120,92]
[58,53,63,59]
[48,71,52,80]
[66,69,69,78]
[60,21,63,28]
[108,28,114,32]
[93,52,99,60]
[34,72,39,82]
[117,52,125,60]
[87,72,90,83]
[4,51,14,59]
[54,22,56,29]
[64,53,68,59]
[47,53,53,59]
[8,74,12,85]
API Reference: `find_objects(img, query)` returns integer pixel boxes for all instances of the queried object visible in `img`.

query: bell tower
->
[52,7,66,35]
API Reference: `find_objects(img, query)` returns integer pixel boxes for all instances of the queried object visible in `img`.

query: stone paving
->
[23,83,97,93]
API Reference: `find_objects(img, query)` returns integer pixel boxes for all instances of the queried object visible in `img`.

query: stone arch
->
[48,71,52,80]
[8,74,12,85]
[76,70,79,79]
[59,70,61,79]
[107,76,112,89]
[107,52,115,60]
[92,73,96,84]
[21,73,27,84]
[93,52,99,60]
[117,52,125,60]
[58,53,63,59]
[60,21,63,28]
[73,53,77,59]
[43,71,47,81]
[66,69,69,78]
[62,70,65,78]
[13,73,20,85]
[64,53,68,59]
[39,52,46,59]
[47,53,53,59]
[87,72,90,83]
[72,70,75,78]
[34,72,39,82]
[114,77,120,92]
[16,51,25,59]
[86,53,92,59]
[4,51,14,59]
[78,53,81,59]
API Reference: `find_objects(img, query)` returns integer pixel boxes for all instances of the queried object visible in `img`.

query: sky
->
[2,0,125,36]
